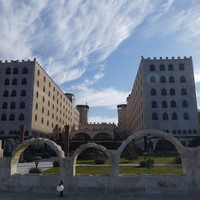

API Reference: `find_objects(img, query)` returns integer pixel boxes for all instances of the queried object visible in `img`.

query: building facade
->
[0,59,79,151]
[125,56,199,147]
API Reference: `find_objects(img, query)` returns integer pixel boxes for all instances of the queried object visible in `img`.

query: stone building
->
[125,56,199,148]
[0,59,79,151]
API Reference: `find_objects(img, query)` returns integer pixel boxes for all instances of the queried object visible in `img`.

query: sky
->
[0,0,200,124]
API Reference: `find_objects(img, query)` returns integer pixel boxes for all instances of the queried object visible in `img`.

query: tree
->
[123,142,138,162]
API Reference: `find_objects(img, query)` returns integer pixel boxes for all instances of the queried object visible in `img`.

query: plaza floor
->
[0,192,200,200]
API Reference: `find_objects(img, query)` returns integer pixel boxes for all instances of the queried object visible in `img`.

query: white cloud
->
[89,116,118,124]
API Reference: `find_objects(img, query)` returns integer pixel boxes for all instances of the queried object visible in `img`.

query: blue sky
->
[0,0,200,124]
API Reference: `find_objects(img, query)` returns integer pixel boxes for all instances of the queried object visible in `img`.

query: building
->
[0,59,79,151]
[125,56,199,148]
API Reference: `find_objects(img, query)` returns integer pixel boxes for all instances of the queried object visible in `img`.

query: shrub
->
[53,160,60,167]
[95,159,105,164]
[29,168,42,173]
[139,161,146,168]
[145,158,154,169]
[174,157,182,164]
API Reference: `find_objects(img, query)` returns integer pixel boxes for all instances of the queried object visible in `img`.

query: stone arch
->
[93,132,113,140]
[71,132,92,141]
[118,129,186,173]
[71,143,111,176]
[10,137,65,175]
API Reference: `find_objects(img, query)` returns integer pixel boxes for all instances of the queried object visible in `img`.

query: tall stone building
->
[126,56,199,147]
[0,59,79,150]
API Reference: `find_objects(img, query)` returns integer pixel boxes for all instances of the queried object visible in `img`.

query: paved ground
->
[0,192,200,200]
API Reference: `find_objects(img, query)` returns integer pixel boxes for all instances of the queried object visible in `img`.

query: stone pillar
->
[109,150,119,178]
[0,140,3,157]
[19,125,25,162]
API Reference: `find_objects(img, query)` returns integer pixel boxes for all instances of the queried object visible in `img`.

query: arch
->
[151,88,156,95]
[168,64,174,71]
[4,78,10,85]
[71,132,92,141]
[12,78,17,85]
[169,76,175,83]
[160,64,165,71]
[2,102,8,109]
[180,76,186,83]
[71,143,111,176]
[160,76,166,83]
[10,137,65,175]
[13,67,19,74]
[21,78,27,85]
[161,88,167,96]
[6,67,11,74]
[22,67,28,74]
[151,101,157,108]
[118,130,185,167]
[11,90,17,97]
[93,132,113,140]
[149,64,155,71]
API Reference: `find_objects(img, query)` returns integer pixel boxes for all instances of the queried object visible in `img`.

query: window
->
[160,76,166,83]
[182,100,188,107]
[21,90,26,96]
[188,129,192,134]
[43,87,45,92]
[20,102,25,108]
[169,76,175,83]
[9,114,15,121]
[35,103,38,109]
[36,91,39,98]
[150,64,155,71]
[183,112,189,120]
[183,130,187,134]
[41,118,44,124]
[1,114,7,121]
[13,67,18,74]
[160,64,165,71]
[152,100,157,108]
[22,67,28,74]
[162,101,167,108]
[151,89,157,96]
[11,90,17,97]
[178,130,181,134]
[37,81,39,87]
[170,100,176,108]
[2,102,8,109]
[38,70,40,75]
[10,102,16,109]
[172,130,176,134]
[150,76,156,83]
[0,130,4,135]
[21,78,27,85]
[161,88,167,96]
[181,88,187,95]
[179,63,184,70]
[6,67,11,74]
[12,78,17,85]
[163,112,168,120]
[172,112,177,120]
[35,115,37,121]
[44,76,46,82]
[19,113,24,121]
[170,88,175,95]
[3,90,9,97]
[4,78,10,85]
[180,76,186,83]
[193,130,197,134]
[152,113,158,120]
[168,64,174,71]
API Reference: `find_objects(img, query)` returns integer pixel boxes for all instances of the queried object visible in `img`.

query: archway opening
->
[119,131,183,175]
[76,147,110,175]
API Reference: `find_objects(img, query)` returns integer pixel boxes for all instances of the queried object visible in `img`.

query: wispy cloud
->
[89,116,118,124]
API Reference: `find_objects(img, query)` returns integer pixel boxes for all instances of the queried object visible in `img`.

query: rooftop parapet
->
[141,56,192,60]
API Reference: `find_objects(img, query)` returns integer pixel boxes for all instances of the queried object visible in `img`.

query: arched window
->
[152,113,158,120]
[193,130,197,134]
[4,78,10,85]
[22,67,28,74]
[12,78,17,85]
[188,129,192,134]
[10,102,16,109]
[5,67,11,74]
[37,81,39,87]
[160,64,165,71]
[170,88,175,95]
[181,88,187,95]
[161,88,167,96]
[172,130,176,134]
[2,102,8,109]
[180,76,186,83]
[11,90,17,97]
[163,112,168,120]
[35,103,38,109]
[21,78,27,85]
[3,90,9,97]
[1,113,7,121]
[152,101,157,108]
[20,102,25,109]
[168,64,174,71]
[151,88,156,96]
[160,76,166,83]
[150,76,156,83]
[13,67,18,74]
[19,113,24,121]
[183,112,189,120]
[169,76,175,83]
[183,130,187,134]
[172,112,177,120]
[178,130,181,134]
[170,100,176,108]
[9,114,15,121]
[20,90,26,96]
[182,100,188,107]
[179,63,184,70]
[162,101,167,108]
[150,64,155,71]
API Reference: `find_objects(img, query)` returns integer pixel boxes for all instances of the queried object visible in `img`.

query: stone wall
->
[1,130,200,195]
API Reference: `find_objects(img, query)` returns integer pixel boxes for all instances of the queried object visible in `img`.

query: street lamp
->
[33,156,41,168]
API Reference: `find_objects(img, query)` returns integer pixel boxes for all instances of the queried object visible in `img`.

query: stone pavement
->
[0,192,200,200]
